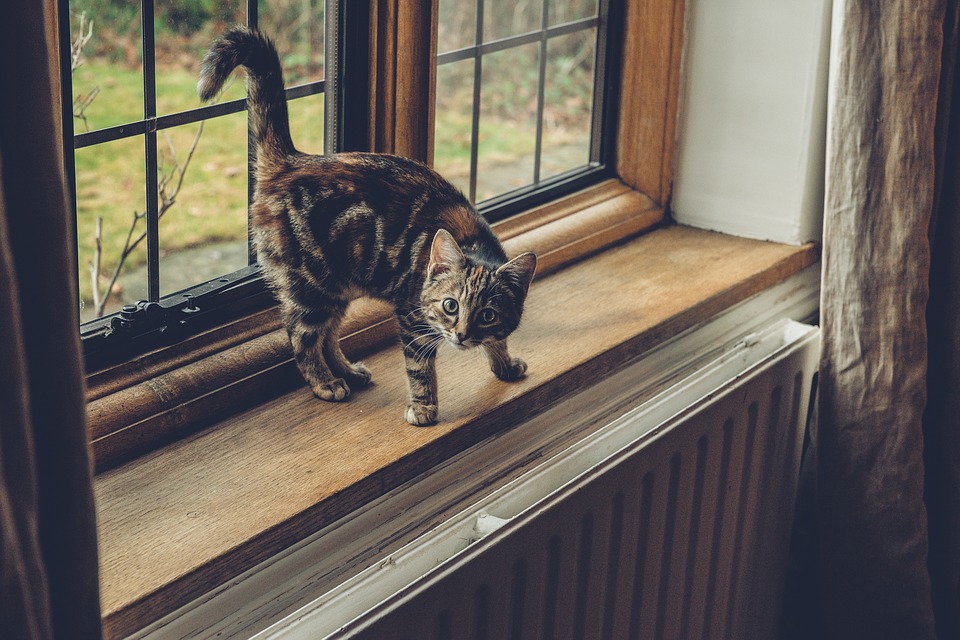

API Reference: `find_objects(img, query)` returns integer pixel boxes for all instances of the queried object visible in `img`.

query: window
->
[65,0,623,372]
[63,0,329,368]
[435,0,616,219]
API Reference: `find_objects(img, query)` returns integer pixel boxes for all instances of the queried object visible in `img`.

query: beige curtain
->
[816,1,960,638]
[0,1,102,638]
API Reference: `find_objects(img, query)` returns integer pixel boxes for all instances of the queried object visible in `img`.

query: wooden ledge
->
[86,180,661,471]
[94,226,819,638]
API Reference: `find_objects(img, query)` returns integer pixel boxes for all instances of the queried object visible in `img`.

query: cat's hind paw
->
[405,402,438,426]
[493,357,527,381]
[342,363,373,389]
[313,378,351,402]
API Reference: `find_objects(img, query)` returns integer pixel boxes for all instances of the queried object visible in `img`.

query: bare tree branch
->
[73,86,100,132]
[71,12,93,71]
[88,216,103,313]
[91,121,206,317]
[71,12,100,132]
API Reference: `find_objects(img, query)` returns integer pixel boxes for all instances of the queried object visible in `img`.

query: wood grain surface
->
[95,226,817,637]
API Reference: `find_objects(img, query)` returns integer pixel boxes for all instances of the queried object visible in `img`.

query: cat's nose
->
[454,331,466,344]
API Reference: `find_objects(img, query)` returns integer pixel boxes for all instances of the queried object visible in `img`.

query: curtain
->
[0,1,103,638]
[815,1,960,638]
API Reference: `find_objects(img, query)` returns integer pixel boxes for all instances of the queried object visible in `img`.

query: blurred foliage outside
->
[69,0,598,316]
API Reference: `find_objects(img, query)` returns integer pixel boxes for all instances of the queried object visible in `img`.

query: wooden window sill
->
[93,223,818,637]
[85,179,661,471]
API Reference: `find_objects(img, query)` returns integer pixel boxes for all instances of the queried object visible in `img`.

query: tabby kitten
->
[199,27,537,425]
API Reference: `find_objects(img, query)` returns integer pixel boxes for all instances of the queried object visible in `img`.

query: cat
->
[199,27,537,426]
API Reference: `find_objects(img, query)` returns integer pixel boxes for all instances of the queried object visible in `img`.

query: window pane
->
[434,59,475,197]
[260,0,325,86]
[477,43,539,202]
[436,0,607,208]
[156,114,249,297]
[155,1,246,117]
[287,94,326,155]
[549,0,598,26]
[483,0,541,41]
[540,29,596,180]
[75,136,147,322]
[69,0,143,132]
[438,0,477,53]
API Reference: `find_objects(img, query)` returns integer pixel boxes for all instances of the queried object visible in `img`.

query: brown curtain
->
[0,1,103,638]
[815,1,960,639]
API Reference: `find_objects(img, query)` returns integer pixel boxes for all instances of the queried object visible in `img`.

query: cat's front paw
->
[405,402,438,426]
[493,357,527,381]
[313,378,351,402]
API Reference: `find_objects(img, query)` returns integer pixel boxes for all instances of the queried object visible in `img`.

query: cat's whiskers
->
[413,335,444,363]
[403,324,440,345]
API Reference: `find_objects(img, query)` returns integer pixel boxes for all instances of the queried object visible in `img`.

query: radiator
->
[310,321,820,640]
[140,306,820,640]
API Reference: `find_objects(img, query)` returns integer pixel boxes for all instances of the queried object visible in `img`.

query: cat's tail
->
[198,27,295,163]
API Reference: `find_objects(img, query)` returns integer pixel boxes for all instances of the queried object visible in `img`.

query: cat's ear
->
[428,229,466,279]
[496,252,538,299]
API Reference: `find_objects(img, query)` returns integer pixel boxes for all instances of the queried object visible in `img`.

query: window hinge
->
[82,265,273,370]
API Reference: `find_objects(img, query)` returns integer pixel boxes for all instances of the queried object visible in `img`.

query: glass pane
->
[438,0,477,53]
[434,59,475,197]
[541,29,596,180]
[155,1,245,116]
[483,0,541,42]
[477,43,539,202]
[68,0,143,132]
[156,114,249,297]
[549,0,598,26]
[287,93,325,155]
[75,137,147,322]
[260,0,325,87]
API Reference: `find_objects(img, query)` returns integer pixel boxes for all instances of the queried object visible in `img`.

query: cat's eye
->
[480,308,497,325]
[442,298,459,315]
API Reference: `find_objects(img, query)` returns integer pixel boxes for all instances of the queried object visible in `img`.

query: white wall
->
[671,0,832,245]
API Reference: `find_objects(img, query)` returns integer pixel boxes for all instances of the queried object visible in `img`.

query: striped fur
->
[199,27,537,425]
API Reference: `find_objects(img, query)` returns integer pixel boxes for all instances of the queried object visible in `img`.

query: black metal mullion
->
[142,0,160,302]
[246,0,259,265]
[74,82,325,149]
[324,0,341,154]
[532,0,549,185]
[437,17,599,66]
[469,0,485,204]
[594,0,622,164]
